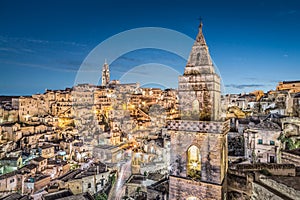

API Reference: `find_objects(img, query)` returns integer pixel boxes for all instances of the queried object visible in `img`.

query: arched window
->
[187,145,201,179]
[221,142,227,180]
[192,99,200,114]
[197,53,200,61]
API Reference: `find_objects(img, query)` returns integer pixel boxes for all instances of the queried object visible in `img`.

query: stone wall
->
[227,170,253,197]
[178,73,221,121]
[281,151,300,167]
[169,175,224,200]
[169,130,227,184]
[146,179,168,200]
[251,182,283,200]
[236,163,296,176]
[259,176,300,200]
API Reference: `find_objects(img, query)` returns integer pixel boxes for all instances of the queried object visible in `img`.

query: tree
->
[95,193,107,200]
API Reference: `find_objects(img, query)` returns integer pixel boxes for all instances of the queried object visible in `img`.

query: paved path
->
[108,158,132,200]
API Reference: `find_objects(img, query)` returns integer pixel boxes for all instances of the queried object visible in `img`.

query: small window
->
[88,183,91,188]
[258,139,263,144]
[10,179,15,183]
[270,140,275,145]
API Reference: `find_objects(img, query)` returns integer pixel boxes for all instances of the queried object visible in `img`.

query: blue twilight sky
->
[0,0,300,95]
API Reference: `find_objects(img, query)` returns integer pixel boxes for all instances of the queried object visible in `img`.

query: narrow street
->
[108,156,132,200]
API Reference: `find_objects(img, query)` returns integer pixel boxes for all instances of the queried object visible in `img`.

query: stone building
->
[18,97,39,122]
[23,174,51,194]
[57,162,110,195]
[244,120,282,163]
[168,22,229,200]
[0,156,22,174]
[30,157,47,173]
[276,80,300,93]
[0,171,18,195]
[102,60,110,86]
[39,144,55,159]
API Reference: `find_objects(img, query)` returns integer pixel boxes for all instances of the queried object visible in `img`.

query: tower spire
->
[199,18,203,30]
[184,20,213,74]
[196,20,207,46]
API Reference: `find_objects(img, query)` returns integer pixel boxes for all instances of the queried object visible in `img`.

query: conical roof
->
[184,21,215,75]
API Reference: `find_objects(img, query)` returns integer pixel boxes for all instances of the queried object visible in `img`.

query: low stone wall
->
[282,151,300,167]
[227,170,253,196]
[236,163,296,176]
[259,176,300,200]
[252,182,284,200]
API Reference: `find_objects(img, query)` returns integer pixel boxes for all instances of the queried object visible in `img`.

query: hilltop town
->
[0,23,300,200]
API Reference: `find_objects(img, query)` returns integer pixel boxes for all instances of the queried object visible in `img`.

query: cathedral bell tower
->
[168,22,229,200]
[102,60,110,86]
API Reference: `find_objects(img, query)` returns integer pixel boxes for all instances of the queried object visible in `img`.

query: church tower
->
[102,60,110,86]
[168,22,229,199]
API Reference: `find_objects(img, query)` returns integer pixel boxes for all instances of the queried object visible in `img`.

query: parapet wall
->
[236,163,296,176]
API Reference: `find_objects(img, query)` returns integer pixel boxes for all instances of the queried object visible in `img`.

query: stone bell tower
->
[102,59,110,86]
[168,22,229,200]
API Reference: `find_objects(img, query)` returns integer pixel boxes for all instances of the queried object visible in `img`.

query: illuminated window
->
[187,197,199,200]
[187,145,201,179]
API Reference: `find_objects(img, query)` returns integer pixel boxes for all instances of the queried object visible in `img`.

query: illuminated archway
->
[187,145,201,179]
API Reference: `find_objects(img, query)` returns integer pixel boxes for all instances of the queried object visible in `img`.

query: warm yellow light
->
[192,162,198,168]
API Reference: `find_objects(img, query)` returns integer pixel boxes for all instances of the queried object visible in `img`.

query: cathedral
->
[102,59,110,86]
[168,22,229,199]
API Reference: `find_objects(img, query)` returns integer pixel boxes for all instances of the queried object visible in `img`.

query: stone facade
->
[168,22,228,200]
[276,80,300,93]
[169,124,228,185]
[244,120,282,163]
[169,176,224,200]
[178,21,221,122]
[102,61,110,86]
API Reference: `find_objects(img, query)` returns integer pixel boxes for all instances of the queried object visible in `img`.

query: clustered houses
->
[0,23,300,200]
[224,81,300,198]
[0,61,179,199]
